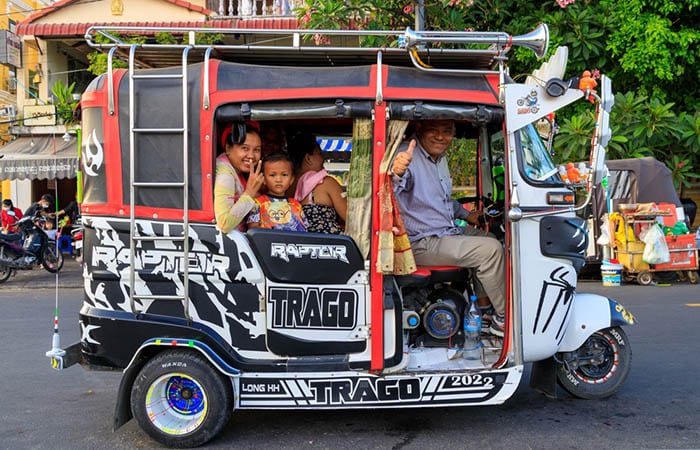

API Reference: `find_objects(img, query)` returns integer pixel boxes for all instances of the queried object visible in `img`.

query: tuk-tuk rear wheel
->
[130,350,233,448]
[556,327,632,399]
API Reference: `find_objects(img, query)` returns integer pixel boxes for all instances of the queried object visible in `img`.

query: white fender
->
[558,293,635,352]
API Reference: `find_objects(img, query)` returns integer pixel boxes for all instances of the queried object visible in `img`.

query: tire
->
[636,271,653,286]
[131,350,233,448]
[556,327,632,399]
[41,245,64,273]
[0,265,11,284]
[688,271,698,284]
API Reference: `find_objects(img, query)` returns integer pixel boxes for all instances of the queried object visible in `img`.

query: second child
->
[247,153,307,231]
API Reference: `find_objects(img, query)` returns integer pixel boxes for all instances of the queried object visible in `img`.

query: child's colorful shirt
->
[247,194,307,231]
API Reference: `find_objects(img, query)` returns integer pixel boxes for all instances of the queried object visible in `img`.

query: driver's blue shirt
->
[392,139,467,243]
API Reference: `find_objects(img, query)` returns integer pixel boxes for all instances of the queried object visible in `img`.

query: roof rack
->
[84,24,548,72]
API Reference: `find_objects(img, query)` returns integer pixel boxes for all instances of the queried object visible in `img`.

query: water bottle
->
[463,295,482,360]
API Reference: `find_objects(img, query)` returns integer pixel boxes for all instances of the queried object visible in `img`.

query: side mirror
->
[589,75,613,186]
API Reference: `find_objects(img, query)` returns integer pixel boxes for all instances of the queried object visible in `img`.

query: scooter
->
[0,215,64,283]
[70,216,83,261]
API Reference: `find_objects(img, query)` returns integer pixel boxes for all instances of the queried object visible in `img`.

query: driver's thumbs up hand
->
[391,139,415,178]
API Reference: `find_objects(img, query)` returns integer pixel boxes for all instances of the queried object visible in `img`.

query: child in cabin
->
[247,153,307,231]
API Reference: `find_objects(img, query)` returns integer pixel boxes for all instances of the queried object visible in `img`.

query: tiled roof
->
[17,17,299,37]
[15,0,301,37]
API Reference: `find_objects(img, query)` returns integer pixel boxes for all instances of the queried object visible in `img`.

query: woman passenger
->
[288,131,347,234]
[214,122,265,233]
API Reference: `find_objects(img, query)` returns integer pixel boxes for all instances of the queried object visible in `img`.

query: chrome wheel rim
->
[144,373,207,435]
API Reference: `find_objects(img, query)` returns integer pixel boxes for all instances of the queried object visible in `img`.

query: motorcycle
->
[0,215,64,283]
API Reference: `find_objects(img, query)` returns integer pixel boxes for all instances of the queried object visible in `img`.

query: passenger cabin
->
[77,26,519,372]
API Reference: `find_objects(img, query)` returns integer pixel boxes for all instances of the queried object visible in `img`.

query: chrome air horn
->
[400,23,549,59]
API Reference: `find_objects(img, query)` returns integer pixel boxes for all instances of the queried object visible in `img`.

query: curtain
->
[345,118,373,258]
[376,120,416,275]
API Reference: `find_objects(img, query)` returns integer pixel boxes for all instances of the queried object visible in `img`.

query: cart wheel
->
[688,271,698,284]
[636,271,653,286]
[677,271,688,282]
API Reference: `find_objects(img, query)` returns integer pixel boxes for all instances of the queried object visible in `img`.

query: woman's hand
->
[243,160,265,198]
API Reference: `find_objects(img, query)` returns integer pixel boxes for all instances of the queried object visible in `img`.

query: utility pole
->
[415,0,424,31]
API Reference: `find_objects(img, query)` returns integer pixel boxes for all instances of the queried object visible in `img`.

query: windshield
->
[519,123,563,183]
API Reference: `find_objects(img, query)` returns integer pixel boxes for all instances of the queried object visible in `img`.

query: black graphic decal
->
[533,267,576,340]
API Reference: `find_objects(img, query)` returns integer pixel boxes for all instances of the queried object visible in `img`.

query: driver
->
[391,120,506,336]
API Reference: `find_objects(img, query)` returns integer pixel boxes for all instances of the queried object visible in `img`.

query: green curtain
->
[345,119,373,258]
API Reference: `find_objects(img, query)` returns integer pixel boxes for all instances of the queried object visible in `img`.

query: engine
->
[402,287,468,348]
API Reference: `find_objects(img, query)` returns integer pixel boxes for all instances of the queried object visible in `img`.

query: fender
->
[558,293,636,352]
[113,338,240,431]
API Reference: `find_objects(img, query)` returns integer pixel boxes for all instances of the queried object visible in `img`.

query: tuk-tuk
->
[48,25,634,447]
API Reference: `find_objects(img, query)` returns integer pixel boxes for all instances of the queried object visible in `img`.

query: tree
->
[296,0,700,189]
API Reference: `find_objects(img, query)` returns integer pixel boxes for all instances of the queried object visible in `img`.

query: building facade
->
[2,0,301,212]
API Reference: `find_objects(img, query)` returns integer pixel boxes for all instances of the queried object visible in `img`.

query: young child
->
[247,153,307,231]
[1,199,23,233]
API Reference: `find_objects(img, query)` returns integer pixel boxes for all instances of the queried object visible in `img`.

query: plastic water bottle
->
[463,295,482,360]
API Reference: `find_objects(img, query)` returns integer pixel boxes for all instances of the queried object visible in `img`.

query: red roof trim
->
[17,18,299,37]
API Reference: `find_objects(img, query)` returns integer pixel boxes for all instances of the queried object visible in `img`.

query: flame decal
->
[83,129,104,177]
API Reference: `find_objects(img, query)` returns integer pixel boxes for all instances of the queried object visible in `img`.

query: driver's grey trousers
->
[410,227,506,315]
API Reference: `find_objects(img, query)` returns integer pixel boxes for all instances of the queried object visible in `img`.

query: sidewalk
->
[2,255,83,289]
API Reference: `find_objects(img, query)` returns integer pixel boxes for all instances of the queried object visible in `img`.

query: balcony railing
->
[208,0,302,17]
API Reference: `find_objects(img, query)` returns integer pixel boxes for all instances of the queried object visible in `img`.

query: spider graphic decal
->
[532,266,576,342]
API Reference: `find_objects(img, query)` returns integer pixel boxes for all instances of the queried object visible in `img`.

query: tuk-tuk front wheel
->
[556,327,632,399]
[130,350,233,448]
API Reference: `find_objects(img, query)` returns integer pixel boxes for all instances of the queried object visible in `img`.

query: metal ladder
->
[121,44,193,320]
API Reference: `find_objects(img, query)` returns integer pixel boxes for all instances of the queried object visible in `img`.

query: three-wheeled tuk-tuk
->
[48,25,635,447]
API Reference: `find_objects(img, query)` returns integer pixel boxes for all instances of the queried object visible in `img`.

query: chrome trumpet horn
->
[399,23,549,59]
[511,23,549,59]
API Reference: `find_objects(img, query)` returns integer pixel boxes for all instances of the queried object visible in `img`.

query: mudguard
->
[557,293,636,352]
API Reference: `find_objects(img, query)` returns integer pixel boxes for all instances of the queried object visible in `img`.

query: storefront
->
[0,134,78,211]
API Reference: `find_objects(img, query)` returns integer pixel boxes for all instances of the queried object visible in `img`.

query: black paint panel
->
[266,329,366,356]
[539,216,587,272]
[247,229,364,284]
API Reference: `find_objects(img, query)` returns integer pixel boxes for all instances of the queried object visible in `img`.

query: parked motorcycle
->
[70,216,83,262]
[0,215,64,283]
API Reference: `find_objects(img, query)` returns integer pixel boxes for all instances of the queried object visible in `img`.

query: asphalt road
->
[0,281,698,449]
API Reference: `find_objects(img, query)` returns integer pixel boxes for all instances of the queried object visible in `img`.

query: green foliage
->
[555,90,700,192]
[296,0,700,190]
[447,138,477,186]
[87,31,223,76]
[50,79,79,125]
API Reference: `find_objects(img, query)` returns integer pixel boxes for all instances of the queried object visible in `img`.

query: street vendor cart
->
[611,206,698,285]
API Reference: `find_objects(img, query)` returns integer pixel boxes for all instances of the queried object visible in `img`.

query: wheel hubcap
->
[573,333,617,384]
[145,373,207,435]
